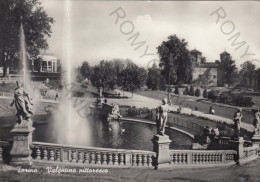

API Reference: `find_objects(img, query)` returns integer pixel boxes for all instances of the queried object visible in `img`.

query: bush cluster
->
[207,91,254,107]
[127,106,153,116]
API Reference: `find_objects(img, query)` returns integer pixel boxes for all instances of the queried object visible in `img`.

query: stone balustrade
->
[30,142,156,168]
[169,150,237,167]
[0,92,14,99]
[243,145,259,158]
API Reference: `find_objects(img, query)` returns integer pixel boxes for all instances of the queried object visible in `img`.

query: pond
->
[0,114,193,151]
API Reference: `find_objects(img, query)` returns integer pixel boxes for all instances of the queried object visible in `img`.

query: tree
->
[174,86,179,94]
[195,88,201,97]
[0,0,54,76]
[118,61,147,97]
[146,63,160,90]
[91,60,117,91]
[157,35,193,84]
[203,89,208,98]
[219,55,237,86]
[80,61,92,79]
[240,61,256,88]
[193,68,214,88]
[189,85,195,96]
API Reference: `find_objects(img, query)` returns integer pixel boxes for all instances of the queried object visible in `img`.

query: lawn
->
[136,90,255,125]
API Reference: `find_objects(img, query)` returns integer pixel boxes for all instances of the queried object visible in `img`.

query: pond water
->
[0,114,193,151]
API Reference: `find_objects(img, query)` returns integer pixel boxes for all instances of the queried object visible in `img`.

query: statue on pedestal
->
[10,80,33,126]
[253,109,260,135]
[233,108,243,137]
[156,98,169,136]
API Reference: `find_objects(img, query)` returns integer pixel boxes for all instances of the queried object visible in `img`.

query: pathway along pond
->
[0,114,193,151]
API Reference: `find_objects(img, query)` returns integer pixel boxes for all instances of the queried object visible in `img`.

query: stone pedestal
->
[229,137,245,165]
[252,135,260,145]
[10,122,35,166]
[152,135,172,170]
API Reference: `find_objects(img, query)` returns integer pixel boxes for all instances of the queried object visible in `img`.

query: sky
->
[41,0,260,69]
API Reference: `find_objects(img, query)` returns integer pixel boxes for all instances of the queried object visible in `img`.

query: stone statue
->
[10,80,33,125]
[156,98,169,136]
[233,108,243,137]
[253,109,260,135]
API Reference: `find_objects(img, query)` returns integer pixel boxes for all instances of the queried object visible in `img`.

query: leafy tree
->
[0,0,54,76]
[157,35,193,84]
[91,60,117,91]
[158,75,167,91]
[146,63,160,90]
[80,61,92,79]
[118,61,147,97]
[195,88,201,97]
[240,61,256,88]
[219,55,237,86]
[193,68,214,88]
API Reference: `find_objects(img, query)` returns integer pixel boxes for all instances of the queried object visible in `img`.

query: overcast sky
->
[41,0,260,69]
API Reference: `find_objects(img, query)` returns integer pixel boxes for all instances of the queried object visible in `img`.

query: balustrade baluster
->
[71,150,76,163]
[205,154,208,164]
[96,152,101,164]
[183,154,186,164]
[202,154,205,164]
[0,146,3,163]
[137,154,142,166]
[43,148,48,160]
[83,152,89,164]
[49,149,54,161]
[55,149,61,162]
[192,154,195,164]
[195,154,198,164]
[102,153,107,165]
[143,154,147,166]
[147,155,152,166]
[132,154,136,166]
[35,147,41,160]
[170,154,173,164]
[77,151,83,163]
[173,154,177,164]
[107,153,112,165]
[90,152,95,164]
[119,153,124,165]
[113,153,119,165]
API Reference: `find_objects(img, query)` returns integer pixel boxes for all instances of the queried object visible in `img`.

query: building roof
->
[196,62,219,68]
[190,49,202,54]
[220,51,230,55]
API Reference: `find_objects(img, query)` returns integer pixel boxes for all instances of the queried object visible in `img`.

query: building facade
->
[191,49,227,87]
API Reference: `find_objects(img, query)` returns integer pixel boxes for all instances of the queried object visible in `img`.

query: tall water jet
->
[20,23,28,88]
[46,0,92,146]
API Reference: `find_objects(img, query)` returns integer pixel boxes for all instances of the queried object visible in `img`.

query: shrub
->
[183,87,189,95]
[189,86,195,96]
[195,88,201,97]
[231,94,254,107]
[203,89,208,98]
[208,90,218,101]
[174,87,179,94]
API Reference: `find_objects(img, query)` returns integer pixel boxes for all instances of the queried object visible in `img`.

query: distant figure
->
[253,109,260,135]
[209,106,215,115]
[55,92,59,100]
[10,80,33,125]
[233,108,243,137]
[156,98,169,136]
[195,106,198,111]
[177,104,182,113]
[104,98,107,104]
